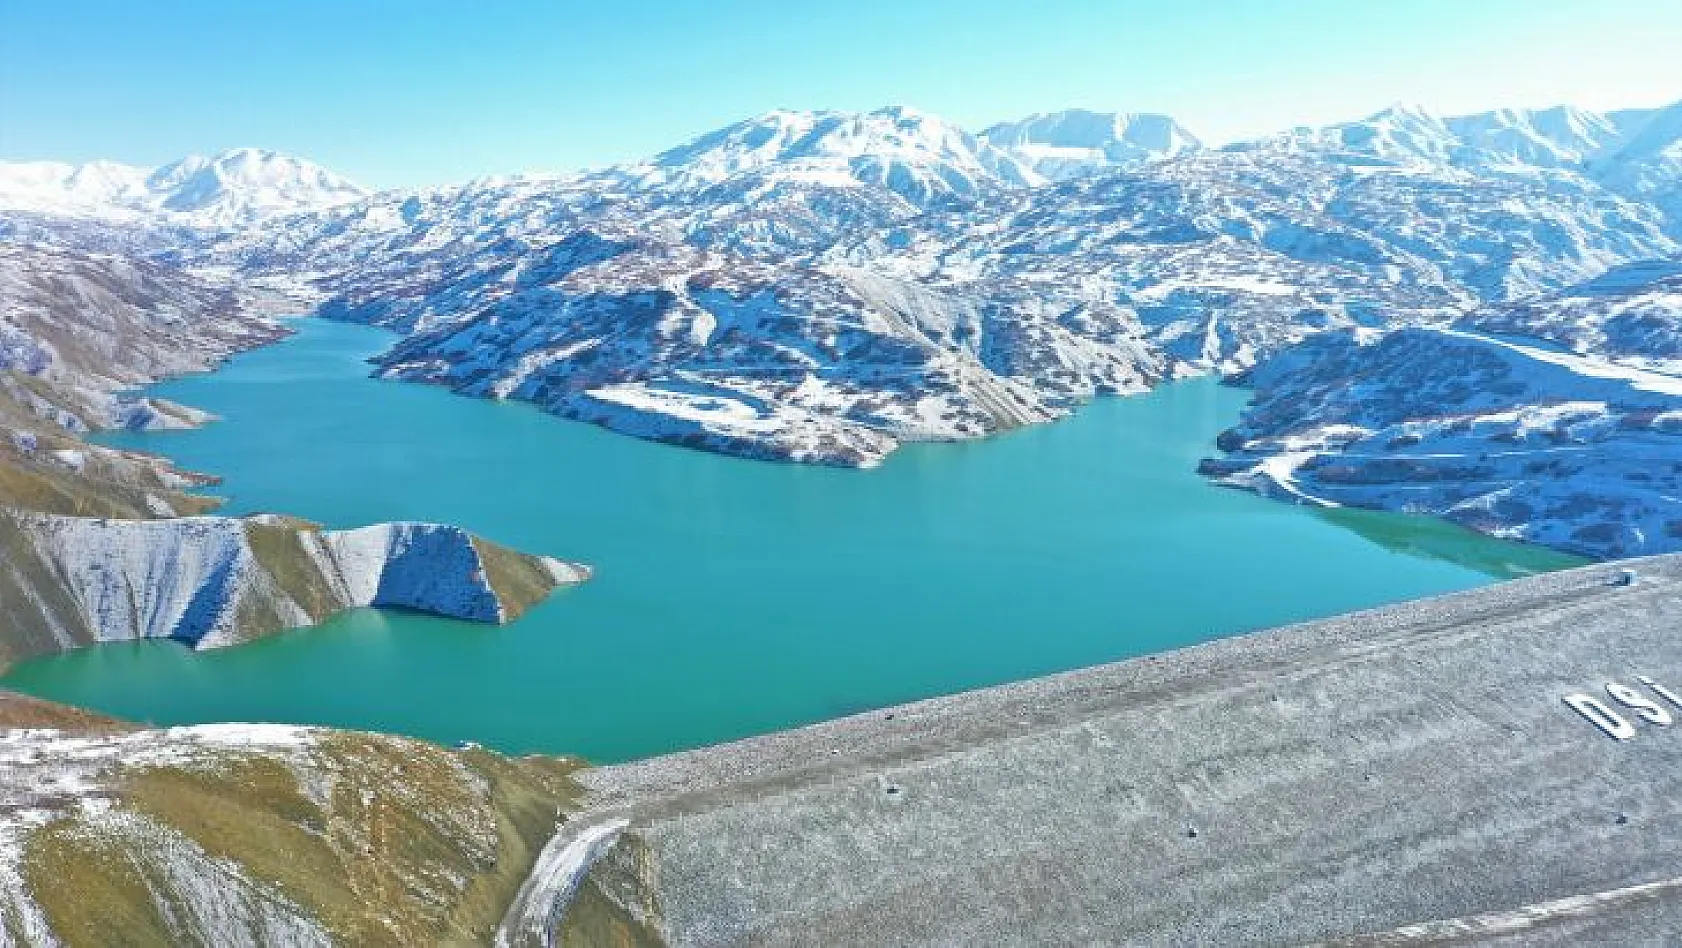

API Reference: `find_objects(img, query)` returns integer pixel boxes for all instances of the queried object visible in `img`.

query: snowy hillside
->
[621,106,1041,204]
[1235,101,1672,170]
[982,110,1202,179]
[0,697,585,945]
[1467,256,1682,368]
[7,97,1682,554]
[1235,103,1468,166]
[103,101,1654,474]
[1592,101,1682,233]
[0,148,366,226]
[0,246,587,668]
[1228,101,1682,236]
[1205,260,1682,558]
[1443,105,1632,168]
[0,243,287,391]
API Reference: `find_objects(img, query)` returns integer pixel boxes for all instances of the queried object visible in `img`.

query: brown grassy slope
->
[18,729,587,947]
[0,372,223,518]
[0,688,135,732]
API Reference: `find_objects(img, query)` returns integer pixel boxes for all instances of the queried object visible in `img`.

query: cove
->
[1,318,1582,762]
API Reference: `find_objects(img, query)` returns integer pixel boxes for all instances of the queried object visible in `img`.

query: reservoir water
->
[1,319,1582,762]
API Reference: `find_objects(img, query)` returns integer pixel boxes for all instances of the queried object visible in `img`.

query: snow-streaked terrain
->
[0,697,587,946]
[626,105,1041,203]
[1204,262,1682,558]
[0,720,331,947]
[0,149,366,227]
[0,243,291,413]
[5,97,1682,555]
[0,512,589,666]
[982,109,1203,180]
[0,246,588,669]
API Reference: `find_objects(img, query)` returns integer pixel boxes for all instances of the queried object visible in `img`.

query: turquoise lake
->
[1,318,1582,762]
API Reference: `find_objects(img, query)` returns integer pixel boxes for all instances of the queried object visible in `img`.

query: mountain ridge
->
[11,96,1679,213]
[6,95,1682,556]
[0,148,366,226]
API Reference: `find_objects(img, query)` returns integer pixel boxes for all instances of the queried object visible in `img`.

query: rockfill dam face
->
[535,554,1682,946]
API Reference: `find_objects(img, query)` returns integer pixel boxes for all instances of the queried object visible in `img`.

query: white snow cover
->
[0,148,365,226]
[495,817,630,947]
[1236,98,1682,193]
[5,95,1682,555]
[26,514,258,646]
[624,105,1042,203]
[1207,293,1682,559]
[982,110,1202,179]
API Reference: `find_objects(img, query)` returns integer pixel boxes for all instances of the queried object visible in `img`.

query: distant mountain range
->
[6,100,1679,220]
[0,147,366,226]
[4,97,1682,556]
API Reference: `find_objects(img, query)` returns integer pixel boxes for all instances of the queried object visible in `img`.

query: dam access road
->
[529,554,1682,946]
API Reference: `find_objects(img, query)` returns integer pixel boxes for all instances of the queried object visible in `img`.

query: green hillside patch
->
[106,733,586,946]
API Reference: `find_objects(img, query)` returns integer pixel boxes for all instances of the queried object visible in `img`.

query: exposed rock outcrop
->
[0,513,589,669]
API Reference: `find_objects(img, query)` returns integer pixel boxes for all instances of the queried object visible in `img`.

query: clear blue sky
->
[3,0,1680,189]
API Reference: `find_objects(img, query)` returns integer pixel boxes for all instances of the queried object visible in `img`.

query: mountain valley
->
[6,92,1682,945]
[8,98,1681,555]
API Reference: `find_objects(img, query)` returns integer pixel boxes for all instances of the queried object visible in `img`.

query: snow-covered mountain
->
[1235,101,1673,168]
[1602,101,1682,164]
[1442,105,1632,168]
[1590,101,1682,233]
[621,106,1041,204]
[1234,103,1467,165]
[1243,101,1653,170]
[0,148,366,226]
[1228,101,1682,232]
[7,97,1682,556]
[1204,256,1682,558]
[982,110,1202,180]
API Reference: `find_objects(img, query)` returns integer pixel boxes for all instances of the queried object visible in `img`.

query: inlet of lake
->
[1,318,1582,762]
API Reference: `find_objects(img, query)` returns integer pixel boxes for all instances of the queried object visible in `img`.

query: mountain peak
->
[1368,101,1438,123]
[0,149,366,225]
[982,109,1202,180]
[638,106,1039,203]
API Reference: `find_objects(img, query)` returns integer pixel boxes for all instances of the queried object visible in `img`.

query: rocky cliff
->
[0,513,588,670]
